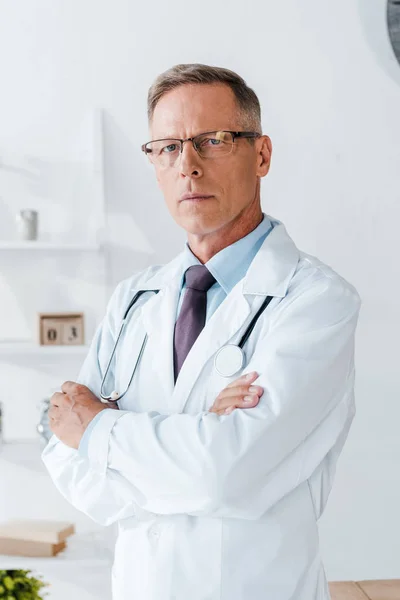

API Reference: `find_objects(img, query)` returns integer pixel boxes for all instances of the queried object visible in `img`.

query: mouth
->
[180,194,214,202]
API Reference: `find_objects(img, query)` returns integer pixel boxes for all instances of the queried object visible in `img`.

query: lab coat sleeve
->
[73,274,361,520]
[78,411,105,455]
[41,279,146,526]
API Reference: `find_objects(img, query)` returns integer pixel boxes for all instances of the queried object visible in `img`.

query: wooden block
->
[357,579,400,600]
[61,317,84,345]
[329,582,369,600]
[38,312,84,345]
[0,537,66,557]
[0,520,75,544]
[40,318,63,345]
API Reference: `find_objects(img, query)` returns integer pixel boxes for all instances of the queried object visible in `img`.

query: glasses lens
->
[145,131,235,167]
[195,131,233,158]
[145,140,181,166]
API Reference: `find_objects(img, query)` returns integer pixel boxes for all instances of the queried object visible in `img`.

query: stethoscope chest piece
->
[214,344,245,378]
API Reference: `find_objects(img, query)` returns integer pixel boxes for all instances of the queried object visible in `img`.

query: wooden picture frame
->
[38,312,85,346]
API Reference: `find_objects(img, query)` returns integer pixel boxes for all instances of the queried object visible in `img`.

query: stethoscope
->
[100,289,274,403]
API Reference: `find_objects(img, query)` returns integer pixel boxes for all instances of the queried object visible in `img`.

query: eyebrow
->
[154,130,222,140]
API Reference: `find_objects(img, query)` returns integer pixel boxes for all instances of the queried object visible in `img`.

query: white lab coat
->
[42,216,361,600]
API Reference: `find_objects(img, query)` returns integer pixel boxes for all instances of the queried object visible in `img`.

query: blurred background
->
[0,0,399,598]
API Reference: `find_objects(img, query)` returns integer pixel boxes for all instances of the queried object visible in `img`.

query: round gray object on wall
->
[388,0,400,65]
[358,0,400,86]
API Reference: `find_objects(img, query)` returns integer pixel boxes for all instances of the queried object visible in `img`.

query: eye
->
[161,143,179,154]
[201,137,221,147]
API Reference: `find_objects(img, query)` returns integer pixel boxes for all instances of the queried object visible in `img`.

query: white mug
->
[16,209,38,241]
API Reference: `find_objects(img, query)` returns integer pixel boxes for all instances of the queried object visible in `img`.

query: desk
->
[329,580,400,600]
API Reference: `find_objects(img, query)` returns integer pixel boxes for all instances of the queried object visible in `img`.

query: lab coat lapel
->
[138,259,183,405]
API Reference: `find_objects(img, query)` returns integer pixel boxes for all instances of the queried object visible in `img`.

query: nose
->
[178,141,203,178]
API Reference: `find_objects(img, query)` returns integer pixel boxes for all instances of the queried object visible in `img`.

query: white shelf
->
[0,342,90,355]
[0,241,102,250]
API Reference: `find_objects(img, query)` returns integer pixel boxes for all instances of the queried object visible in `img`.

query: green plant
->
[0,570,49,599]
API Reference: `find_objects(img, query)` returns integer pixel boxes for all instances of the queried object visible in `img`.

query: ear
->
[256,135,272,178]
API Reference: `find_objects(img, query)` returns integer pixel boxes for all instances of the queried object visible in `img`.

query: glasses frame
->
[141,130,261,162]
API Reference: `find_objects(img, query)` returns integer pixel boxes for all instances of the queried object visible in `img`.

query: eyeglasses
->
[141,130,261,168]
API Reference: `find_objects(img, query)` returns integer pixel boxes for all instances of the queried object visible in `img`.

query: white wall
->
[0,0,399,583]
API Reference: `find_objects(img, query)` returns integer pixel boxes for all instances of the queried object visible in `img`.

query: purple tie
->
[173,265,216,382]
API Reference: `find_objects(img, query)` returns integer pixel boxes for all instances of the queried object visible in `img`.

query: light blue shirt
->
[78,213,273,456]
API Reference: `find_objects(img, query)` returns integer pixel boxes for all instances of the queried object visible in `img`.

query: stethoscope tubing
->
[237,294,274,349]
[100,289,160,402]
[100,288,274,401]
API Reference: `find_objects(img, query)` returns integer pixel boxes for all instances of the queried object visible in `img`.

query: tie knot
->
[184,265,216,292]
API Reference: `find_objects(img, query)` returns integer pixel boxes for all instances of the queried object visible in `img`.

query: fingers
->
[61,381,87,395]
[48,404,58,424]
[51,383,86,409]
[60,381,75,394]
[224,371,259,389]
[50,391,64,408]
[212,390,262,416]
[218,383,263,401]
[209,371,264,416]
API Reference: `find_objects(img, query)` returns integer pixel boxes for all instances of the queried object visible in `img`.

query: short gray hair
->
[147,63,262,133]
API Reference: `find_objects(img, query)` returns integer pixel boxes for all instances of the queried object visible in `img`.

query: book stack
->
[0,520,75,557]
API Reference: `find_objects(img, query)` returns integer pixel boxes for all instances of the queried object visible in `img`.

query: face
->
[148,83,272,236]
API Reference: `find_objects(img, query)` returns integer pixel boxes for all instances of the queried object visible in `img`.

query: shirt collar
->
[181,213,273,294]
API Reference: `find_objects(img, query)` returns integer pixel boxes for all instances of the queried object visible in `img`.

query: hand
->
[48,381,119,449]
[209,371,264,416]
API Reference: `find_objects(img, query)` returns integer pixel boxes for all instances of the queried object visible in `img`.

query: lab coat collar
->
[130,253,183,291]
[242,217,299,298]
[131,216,299,299]
[181,213,274,296]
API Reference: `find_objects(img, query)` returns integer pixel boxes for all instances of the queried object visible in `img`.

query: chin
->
[175,206,222,235]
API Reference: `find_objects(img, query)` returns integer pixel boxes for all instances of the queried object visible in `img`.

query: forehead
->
[150,83,240,138]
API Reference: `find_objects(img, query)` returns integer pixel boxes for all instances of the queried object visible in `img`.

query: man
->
[42,63,361,600]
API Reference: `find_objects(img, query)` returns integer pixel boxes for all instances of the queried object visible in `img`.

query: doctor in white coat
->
[42,63,361,600]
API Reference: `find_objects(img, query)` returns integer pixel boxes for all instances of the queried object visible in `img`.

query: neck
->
[187,201,263,264]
